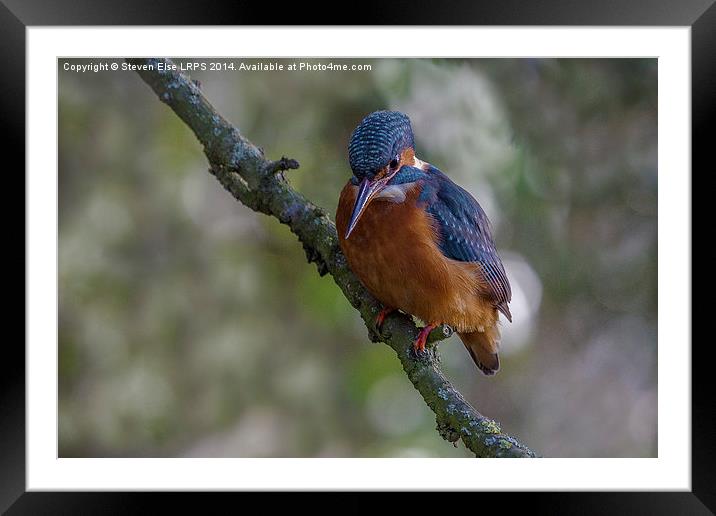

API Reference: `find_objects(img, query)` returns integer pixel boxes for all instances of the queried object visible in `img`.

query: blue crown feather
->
[348,111,415,179]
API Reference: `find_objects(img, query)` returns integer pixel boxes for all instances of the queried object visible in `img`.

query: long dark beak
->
[345,177,383,239]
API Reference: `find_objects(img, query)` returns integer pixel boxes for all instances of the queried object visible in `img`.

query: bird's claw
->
[411,323,438,358]
[374,307,395,333]
[410,344,430,361]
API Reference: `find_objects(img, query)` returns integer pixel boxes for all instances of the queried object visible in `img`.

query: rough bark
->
[128,57,537,458]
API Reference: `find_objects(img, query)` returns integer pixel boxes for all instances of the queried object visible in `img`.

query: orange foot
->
[413,323,439,353]
[375,307,396,331]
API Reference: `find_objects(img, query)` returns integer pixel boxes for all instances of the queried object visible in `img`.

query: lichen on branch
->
[127,57,537,458]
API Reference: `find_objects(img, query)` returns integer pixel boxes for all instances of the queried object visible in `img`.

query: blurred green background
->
[58,58,657,458]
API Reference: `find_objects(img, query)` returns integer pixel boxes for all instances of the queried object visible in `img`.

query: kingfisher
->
[336,110,512,375]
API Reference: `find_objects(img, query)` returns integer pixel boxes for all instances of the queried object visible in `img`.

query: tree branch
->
[128,58,537,458]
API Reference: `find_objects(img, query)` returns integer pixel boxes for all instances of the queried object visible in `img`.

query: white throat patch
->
[375,183,410,203]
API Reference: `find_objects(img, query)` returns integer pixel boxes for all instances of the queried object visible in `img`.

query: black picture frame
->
[3,0,711,511]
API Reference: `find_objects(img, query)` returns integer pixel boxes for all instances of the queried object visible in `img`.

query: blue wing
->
[419,166,512,320]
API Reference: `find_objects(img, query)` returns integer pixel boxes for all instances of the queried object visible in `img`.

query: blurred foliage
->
[58,58,657,457]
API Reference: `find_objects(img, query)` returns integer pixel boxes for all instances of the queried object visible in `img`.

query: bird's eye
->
[389,155,400,170]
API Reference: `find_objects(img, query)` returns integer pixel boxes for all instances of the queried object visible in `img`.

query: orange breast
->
[336,181,497,332]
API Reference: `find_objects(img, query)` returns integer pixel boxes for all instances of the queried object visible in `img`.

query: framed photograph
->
[5,0,709,511]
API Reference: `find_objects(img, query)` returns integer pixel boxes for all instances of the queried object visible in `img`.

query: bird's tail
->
[458,326,500,376]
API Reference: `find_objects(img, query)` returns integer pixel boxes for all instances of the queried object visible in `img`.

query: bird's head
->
[345,110,416,239]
